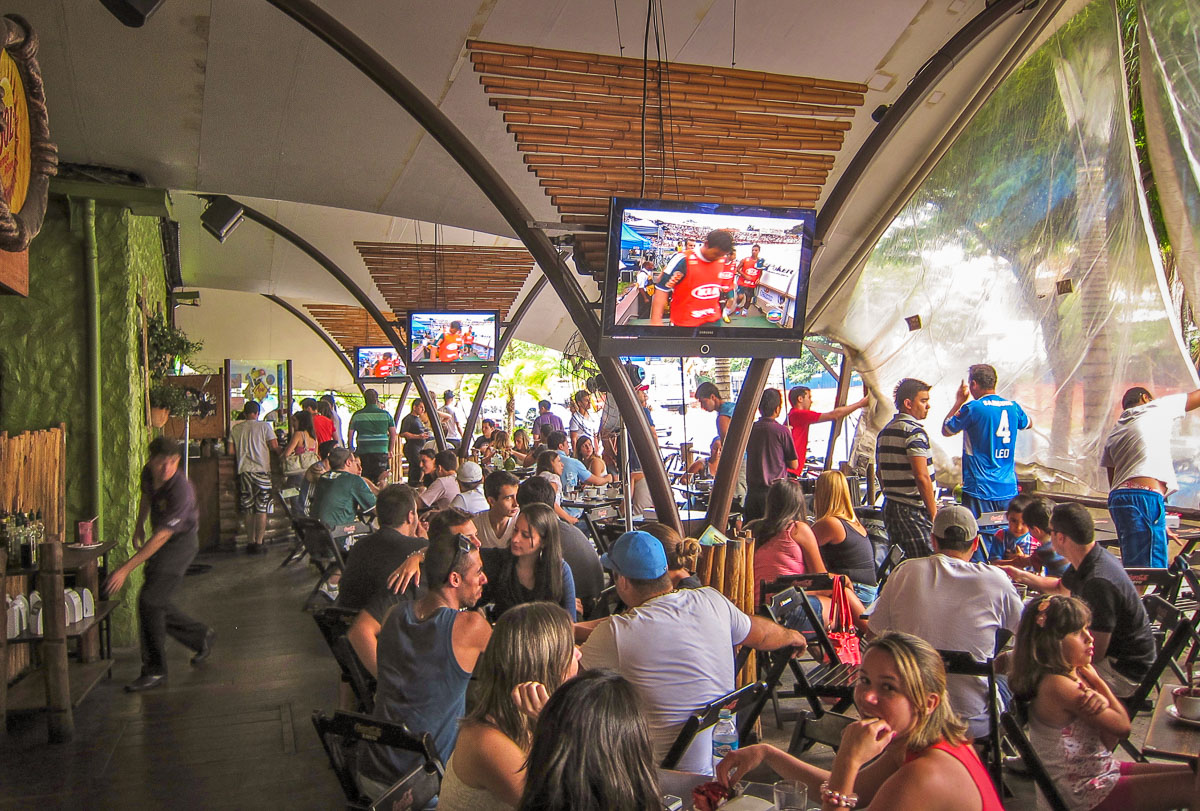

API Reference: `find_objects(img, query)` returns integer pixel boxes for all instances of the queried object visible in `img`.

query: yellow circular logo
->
[0,50,30,214]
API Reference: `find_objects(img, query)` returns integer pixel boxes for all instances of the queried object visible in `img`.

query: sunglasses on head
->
[444,533,476,583]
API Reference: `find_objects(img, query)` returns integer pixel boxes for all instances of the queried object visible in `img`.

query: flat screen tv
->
[407,310,500,374]
[354,346,408,383]
[599,197,814,358]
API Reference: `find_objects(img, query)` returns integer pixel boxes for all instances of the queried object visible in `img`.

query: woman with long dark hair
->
[749,478,825,602]
[482,502,577,620]
[518,669,662,811]
[439,602,581,810]
[718,632,1004,811]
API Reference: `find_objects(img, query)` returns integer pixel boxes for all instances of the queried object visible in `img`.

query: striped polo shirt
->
[876,413,932,508]
[349,404,394,455]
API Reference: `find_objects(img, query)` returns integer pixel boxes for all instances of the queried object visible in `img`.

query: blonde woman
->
[812,470,880,604]
[717,632,1004,811]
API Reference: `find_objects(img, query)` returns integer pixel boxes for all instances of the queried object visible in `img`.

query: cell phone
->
[662,795,683,811]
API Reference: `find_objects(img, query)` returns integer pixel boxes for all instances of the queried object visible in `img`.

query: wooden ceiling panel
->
[356,242,534,318]
[468,40,865,273]
[305,304,403,352]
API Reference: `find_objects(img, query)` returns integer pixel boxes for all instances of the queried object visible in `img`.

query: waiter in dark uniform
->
[105,437,214,692]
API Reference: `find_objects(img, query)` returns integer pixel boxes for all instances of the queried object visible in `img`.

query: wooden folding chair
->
[311,709,443,811]
[788,709,854,756]
[312,607,376,713]
[295,516,350,610]
[660,681,768,770]
[874,544,904,592]
[1000,710,1069,811]
[939,649,1001,789]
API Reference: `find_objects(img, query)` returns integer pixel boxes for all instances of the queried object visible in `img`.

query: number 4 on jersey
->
[995,411,1011,444]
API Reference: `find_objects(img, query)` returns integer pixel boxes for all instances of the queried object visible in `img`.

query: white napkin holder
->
[78,587,96,618]
[64,590,84,624]
[6,594,29,639]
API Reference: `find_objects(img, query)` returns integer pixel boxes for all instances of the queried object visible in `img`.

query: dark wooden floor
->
[1,546,346,810]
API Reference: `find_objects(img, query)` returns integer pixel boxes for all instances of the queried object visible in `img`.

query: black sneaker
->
[191,629,216,665]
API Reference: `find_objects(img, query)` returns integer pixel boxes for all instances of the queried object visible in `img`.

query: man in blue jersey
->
[941,364,1031,517]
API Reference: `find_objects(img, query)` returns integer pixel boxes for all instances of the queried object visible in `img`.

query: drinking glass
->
[773,780,807,811]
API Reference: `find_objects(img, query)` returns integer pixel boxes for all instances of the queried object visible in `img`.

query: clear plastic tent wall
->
[1140,0,1200,319]
[834,0,1200,503]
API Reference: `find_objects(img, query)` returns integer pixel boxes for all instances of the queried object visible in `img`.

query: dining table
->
[1142,686,1200,764]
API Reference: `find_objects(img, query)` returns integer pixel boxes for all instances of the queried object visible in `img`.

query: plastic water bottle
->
[711,708,738,772]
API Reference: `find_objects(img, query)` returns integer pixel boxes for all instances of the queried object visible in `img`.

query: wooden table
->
[1143,687,1200,764]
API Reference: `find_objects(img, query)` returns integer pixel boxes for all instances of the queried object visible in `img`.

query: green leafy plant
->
[146,312,204,418]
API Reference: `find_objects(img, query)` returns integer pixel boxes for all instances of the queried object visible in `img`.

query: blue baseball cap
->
[600,531,668,580]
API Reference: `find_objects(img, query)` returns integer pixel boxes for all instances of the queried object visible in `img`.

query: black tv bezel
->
[406,309,501,375]
[599,196,814,358]
[353,345,410,384]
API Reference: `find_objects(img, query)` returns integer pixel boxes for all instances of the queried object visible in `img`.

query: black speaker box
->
[100,0,167,28]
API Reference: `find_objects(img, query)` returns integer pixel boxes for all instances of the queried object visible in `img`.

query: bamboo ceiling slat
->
[357,242,534,318]
[469,39,862,278]
[305,304,403,352]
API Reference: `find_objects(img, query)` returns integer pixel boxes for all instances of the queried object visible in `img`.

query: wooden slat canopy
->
[356,242,534,318]
[304,304,403,352]
[468,40,866,272]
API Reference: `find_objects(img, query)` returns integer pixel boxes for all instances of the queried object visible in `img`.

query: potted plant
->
[145,312,203,426]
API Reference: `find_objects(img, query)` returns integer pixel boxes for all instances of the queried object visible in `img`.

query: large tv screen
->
[354,346,408,382]
[600,197,814,358]
[407,311,500,373]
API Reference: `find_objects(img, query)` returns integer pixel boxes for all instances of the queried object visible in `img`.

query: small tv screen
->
[355,346,408,382]
[600,197,814,358]
[407,311,500,373]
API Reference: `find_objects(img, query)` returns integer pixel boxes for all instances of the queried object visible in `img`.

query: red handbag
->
[827,575,862,666]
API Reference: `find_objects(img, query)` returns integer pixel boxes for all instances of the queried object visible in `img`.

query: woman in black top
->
[811,470,879,604]
[481,502,577,620]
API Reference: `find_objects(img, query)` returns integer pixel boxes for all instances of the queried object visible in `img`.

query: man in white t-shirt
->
[1101,386,1200,568]
[228,401,279,553]
[579,531,806,775]
[438,390,464,448]
[449,461,488,513]
[473,470,519,549]
[867,505,1022,739]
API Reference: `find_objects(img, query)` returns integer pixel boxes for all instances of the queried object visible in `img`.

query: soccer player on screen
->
[736,243,764,315]
[434,321,464,363]
[371,352,398,377]
[650,230,735,328]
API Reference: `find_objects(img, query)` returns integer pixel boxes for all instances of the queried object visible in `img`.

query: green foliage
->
[492,340,561,432]
[146,311,203,380]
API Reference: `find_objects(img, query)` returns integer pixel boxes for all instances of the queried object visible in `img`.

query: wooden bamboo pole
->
[711,541,727,593]
[0,546,7,737]
[40,537,74,742]
[491,98,855,132]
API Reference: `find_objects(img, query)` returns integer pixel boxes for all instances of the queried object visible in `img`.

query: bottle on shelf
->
[711,708,739,772]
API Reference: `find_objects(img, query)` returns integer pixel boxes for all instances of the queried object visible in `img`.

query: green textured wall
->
[0,200,167,645]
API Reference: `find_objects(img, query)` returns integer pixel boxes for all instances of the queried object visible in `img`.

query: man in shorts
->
[348,388,397,485]
[229,400,279,554]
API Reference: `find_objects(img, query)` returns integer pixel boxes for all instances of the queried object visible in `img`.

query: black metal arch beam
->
[203,194,447,451]
[262,294,366,396]
[458,273,549,459]
[263,0,681,532]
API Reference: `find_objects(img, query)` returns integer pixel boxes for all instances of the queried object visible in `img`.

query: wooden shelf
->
[6,659,113,712]
[4,541,115,579]
[6,600,117,645]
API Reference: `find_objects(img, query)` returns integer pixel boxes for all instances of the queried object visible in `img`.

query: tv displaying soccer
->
[600,197,814,358]
[408,311,498,367]
[354,346,407,381]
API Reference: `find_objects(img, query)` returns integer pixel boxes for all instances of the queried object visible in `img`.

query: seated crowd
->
[270,375,1197,811]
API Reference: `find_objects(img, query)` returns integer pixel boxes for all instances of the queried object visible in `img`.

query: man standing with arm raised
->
[1100,385,1200,568]
[941,364,1031,518]
[876,378,938,558]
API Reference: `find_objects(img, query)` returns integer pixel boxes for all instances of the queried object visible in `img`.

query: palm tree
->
[493,357,555,434]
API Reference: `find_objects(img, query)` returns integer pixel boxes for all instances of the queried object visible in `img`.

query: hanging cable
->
[640,0,653,197]
[653,0,680,197]
[731,0,737,66]
[613,0,625,56]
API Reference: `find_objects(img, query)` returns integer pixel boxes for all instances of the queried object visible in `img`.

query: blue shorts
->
[1108,488,1167,568]
[781,595,824,634]
[961,493,1012,517]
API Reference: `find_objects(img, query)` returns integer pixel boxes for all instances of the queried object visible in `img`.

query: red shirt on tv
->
[436,332,462,362]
